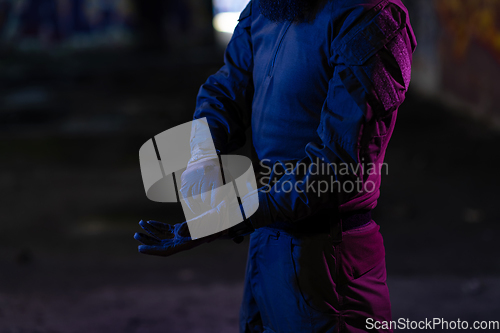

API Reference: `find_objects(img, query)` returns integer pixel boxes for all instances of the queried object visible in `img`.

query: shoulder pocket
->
[333,1,407,66]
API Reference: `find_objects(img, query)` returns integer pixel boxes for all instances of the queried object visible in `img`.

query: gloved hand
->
[179,157,226,216]
[135,193,256,256]
[135,196,236,257]
[134,220,223,257]
[178,117,226,216]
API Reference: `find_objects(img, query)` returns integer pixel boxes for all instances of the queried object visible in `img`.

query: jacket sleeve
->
[249,1,417,228]
[193,2,254,154]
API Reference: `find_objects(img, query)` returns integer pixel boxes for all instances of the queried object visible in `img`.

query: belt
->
[265,209,372,234]
[341,210,373,231]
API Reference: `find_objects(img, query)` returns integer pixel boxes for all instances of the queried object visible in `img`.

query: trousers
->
[239,221,392,333]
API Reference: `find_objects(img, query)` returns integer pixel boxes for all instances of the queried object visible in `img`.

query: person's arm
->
[135,3,256,257]
[193,2,254,154]
[176,2,255,228]
[248,1,417,228]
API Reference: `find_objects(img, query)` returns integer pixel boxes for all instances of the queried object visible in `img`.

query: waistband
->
[264,209,372,234]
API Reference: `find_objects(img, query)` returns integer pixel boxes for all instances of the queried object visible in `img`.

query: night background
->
[0,0,499,332]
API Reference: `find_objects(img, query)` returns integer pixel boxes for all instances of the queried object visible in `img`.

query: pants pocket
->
[290,237,339,314]
[339,222,386,283]
[251,229,315,332]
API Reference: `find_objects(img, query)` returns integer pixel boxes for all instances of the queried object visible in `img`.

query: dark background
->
[0,0,499,332]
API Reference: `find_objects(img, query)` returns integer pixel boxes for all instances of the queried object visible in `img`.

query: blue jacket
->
[194,0,417,229]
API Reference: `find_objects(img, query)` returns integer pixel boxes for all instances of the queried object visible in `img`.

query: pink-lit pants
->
[240,221,392,333]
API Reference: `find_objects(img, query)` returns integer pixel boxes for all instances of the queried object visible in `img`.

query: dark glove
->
[135,212,256,256]
[135,220,223,257]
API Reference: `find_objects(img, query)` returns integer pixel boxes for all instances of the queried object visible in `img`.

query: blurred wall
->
[0,0,135,49]
[3,0,500,125]
[406,0,500,128]
[0,0,214,51]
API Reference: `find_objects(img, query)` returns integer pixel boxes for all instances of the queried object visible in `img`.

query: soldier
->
[135,0,416,331]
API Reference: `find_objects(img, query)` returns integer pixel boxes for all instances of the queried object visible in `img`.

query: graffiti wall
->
[437,0,500,125]
[406,0,500,126]
[437,0,500,62]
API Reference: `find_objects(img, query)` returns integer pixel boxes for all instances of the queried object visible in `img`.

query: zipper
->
[267,21,292,77]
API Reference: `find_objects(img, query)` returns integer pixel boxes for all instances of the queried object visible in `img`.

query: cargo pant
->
[239,221,392,333]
